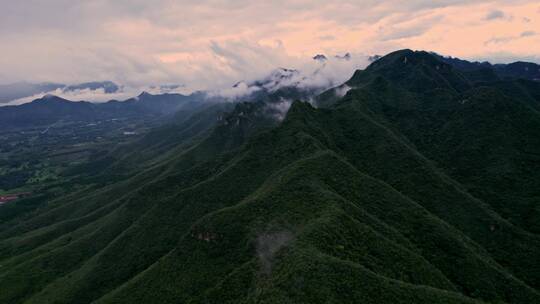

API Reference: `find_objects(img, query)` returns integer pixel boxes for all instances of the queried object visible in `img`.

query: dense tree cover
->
[1,50,539,303]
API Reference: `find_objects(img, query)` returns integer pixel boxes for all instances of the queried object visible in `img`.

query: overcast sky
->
[1,0,539,91]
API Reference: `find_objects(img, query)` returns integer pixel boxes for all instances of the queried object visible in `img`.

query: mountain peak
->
[335,53,351,61]
[138,91,153,98]
[35,94,70,103]
[313,54,328,62]
[43,93,57,99]
[366,49,442,69]
[347,49,470,93]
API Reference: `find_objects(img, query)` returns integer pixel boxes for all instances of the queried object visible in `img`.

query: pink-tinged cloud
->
[0,0,539,92]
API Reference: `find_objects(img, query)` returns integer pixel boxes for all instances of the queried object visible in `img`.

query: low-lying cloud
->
[266,98,293,121]
[256,231,294,274]
[1,51,368,106]
[334,84,352,98]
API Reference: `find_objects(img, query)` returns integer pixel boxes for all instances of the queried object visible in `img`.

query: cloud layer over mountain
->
[1,1,539,92]
[3,53,370,105]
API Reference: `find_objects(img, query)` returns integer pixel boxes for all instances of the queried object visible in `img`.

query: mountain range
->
[0,65,332,131]
[0,81,120,104]
[0,49,539,304]
[0,92,212,130]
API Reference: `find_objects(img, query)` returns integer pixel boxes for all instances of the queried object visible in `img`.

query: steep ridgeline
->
[1,50,540,304]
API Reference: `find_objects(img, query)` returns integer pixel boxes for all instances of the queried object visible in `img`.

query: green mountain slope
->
[1,50,539,304]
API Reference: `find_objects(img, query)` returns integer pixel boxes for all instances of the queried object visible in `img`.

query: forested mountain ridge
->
[0,49,539,304]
